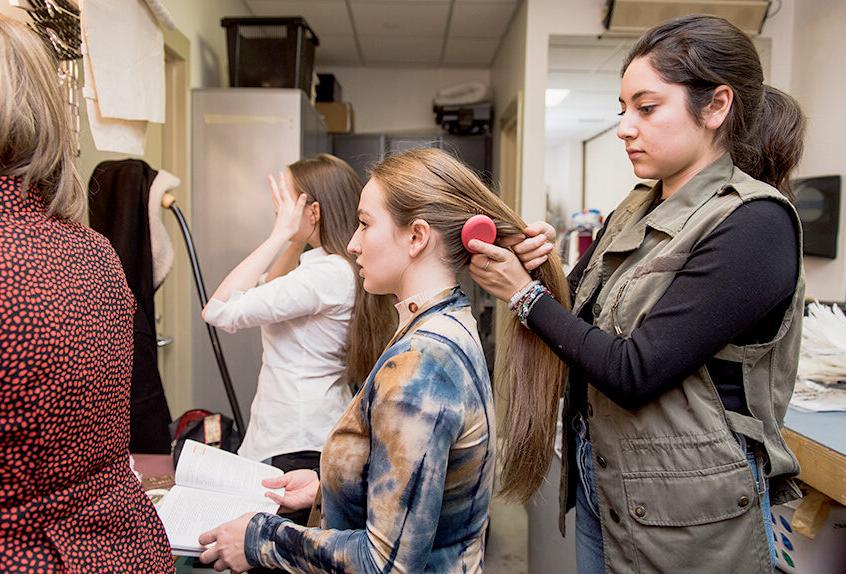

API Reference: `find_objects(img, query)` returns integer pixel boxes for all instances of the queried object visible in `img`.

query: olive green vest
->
[560,155,804,573]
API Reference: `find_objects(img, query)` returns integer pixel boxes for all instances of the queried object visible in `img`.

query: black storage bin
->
[221,17,319,91]
[433,103,492,135]
[316,73,342,102]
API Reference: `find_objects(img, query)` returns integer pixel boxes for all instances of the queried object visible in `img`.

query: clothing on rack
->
[88,159,172,454]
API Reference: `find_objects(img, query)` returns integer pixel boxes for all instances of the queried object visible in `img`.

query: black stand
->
[166,202,246,437]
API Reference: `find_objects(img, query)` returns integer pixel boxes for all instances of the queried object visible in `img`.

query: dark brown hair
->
[623,14,805,199]
[288,154,396,386]
[372,148,570,501]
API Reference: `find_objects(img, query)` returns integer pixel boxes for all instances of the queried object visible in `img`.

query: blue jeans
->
[574,415,605,574]
[572,415,776,574]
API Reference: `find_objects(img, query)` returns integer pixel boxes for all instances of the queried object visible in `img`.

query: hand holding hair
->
[498,220,555,271]
[468,239,534,302]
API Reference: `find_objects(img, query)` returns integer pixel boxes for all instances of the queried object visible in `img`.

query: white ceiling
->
[545,36,635,146]
[244,0,520,67]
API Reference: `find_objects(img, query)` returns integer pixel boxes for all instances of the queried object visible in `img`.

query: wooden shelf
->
[782,426,846,506]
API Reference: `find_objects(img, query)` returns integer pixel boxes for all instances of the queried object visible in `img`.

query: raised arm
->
[203,172,306,308]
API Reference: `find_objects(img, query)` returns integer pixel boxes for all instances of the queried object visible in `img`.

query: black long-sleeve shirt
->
[528,199,799,414]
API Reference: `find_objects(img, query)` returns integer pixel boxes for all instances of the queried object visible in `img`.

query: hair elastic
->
[461,214,497,253]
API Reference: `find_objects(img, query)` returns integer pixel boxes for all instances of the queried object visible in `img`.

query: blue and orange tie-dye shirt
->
[243,287,496,572]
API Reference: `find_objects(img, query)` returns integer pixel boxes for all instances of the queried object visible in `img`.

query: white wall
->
[317,66,490,134]
[583,126,641,218]
[790,0,846,301]
[544,141,581,227]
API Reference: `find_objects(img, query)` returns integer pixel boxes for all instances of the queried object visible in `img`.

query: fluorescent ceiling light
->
[545,89,570,107]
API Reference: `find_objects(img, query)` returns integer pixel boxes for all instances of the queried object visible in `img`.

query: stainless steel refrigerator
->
[191,88,328,425]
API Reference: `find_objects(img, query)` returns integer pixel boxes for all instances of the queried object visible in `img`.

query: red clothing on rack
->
[0,177,173,572]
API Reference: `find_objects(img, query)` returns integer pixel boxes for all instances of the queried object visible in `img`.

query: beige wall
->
[161,0,253,88]
[791,0,846,301]
[316,66,490,134]
[490,0,526,202]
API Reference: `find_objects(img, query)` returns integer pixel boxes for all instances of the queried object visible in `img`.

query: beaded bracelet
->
[508,280,552,327]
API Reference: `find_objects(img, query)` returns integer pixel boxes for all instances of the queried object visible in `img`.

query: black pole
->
[166,203,246,436]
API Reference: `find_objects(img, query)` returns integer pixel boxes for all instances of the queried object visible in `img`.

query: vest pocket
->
[621,460,755,527]
[620,461,772,572]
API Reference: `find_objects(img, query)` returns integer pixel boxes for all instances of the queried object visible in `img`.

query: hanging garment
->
[89,159,172,454]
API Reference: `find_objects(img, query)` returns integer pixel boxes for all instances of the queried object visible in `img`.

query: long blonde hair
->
[371,148,570,501]
[0,15,84,221]
[288,154,396,387]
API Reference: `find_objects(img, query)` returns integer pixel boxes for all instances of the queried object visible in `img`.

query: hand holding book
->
[154,440,284,556]
[262,469,319,512]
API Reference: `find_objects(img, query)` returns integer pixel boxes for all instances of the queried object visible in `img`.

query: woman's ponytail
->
[736,85,805,200]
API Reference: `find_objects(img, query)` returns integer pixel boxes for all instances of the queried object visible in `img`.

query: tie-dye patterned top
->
[243,287,496,572]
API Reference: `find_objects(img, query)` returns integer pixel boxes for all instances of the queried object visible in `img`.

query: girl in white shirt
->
[202,154,394,524]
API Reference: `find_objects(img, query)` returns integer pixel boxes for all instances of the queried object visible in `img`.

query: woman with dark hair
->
[202,154,395,524]
[471,14,805,573]
[0,14,172,572]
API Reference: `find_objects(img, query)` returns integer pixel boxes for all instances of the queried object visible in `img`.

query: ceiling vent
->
[602,0,772,36]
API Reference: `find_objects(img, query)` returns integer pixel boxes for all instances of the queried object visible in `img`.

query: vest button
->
[738,495,750,508]
[592,303,602,317]
[634,505,646,518]
[609,509,620,523]
[596,454,607,469]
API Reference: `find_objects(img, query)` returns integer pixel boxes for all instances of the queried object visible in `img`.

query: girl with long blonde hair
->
[198,147,569,573]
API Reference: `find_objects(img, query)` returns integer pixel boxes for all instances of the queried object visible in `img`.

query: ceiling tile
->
[352,2,450,37]
[449,1,516,39]
[443,37,498,66]
[246,1,352,37]
[359,35,443,65]
[315,35,361,65]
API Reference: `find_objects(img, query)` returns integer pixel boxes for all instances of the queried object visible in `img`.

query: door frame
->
[155,28,192,417]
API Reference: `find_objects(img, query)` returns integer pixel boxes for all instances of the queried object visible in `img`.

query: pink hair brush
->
[461,214,497,253]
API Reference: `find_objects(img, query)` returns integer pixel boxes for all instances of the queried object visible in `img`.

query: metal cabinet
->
[331,132,492,185]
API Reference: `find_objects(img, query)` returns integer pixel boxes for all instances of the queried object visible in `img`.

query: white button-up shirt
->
[203,247,355,462]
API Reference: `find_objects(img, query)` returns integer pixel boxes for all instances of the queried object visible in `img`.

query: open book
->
[155,440,284,556]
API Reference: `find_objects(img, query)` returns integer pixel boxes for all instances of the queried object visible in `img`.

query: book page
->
[175,440,284,503]
[156,485,279,556]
